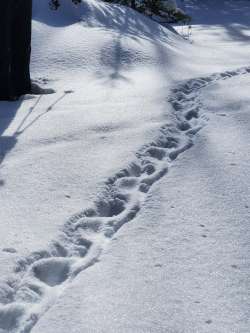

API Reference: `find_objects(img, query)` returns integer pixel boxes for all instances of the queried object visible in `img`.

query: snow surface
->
[0,0,250,332]
[33,69,250,333]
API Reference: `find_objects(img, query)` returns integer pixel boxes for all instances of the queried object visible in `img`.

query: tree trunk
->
[0,2,12,100]
[0,0,32,100]
[131,0,136,10]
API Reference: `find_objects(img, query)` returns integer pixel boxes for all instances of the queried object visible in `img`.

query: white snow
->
[1,0,186,267]
[0,0,250,332]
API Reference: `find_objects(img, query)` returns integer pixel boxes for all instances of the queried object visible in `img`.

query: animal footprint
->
[32,258,73,287]
[0,303,25,331]
[146,147,166,160]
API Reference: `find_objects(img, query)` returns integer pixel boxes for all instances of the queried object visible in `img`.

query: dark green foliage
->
[138,1,191,22]
[50,0,82,10]
[102,0,191,23]
[138,0,164,15]
[166,9,191,23]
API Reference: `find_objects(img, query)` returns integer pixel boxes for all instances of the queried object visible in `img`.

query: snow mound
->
[31,0,184,86]
[33,0,178,40]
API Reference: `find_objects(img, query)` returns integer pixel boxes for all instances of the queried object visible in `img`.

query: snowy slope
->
[1,0,187,270]
[0,0,250,332]
[60,74,250,333]
[0,1,192,331]
[33,68,250,333]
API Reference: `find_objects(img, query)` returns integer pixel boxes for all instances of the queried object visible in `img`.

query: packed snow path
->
[0,66,250,333]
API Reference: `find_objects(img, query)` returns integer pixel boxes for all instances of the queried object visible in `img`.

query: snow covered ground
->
[33,68,250,333]
[0,0,250,332]
[1,0,188,277]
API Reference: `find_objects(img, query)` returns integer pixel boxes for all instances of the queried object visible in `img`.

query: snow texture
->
[0,0,250,332]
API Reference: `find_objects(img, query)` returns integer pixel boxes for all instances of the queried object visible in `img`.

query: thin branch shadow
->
[0,99,22,186]
[14,95,43,135]
[15,91,73,136]
[0,91,73,187]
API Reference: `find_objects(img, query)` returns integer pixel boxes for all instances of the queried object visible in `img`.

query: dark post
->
[0,2,12,100]
[131,0,136,9]
[0,0,32,100]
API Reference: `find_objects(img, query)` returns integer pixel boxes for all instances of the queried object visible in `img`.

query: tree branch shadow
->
[92,4,175,85]
[15,91,72,136]
[0,91,73,187]
[0,99,22,187]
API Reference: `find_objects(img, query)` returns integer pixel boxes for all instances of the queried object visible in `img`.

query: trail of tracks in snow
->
[0,66,250,333]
